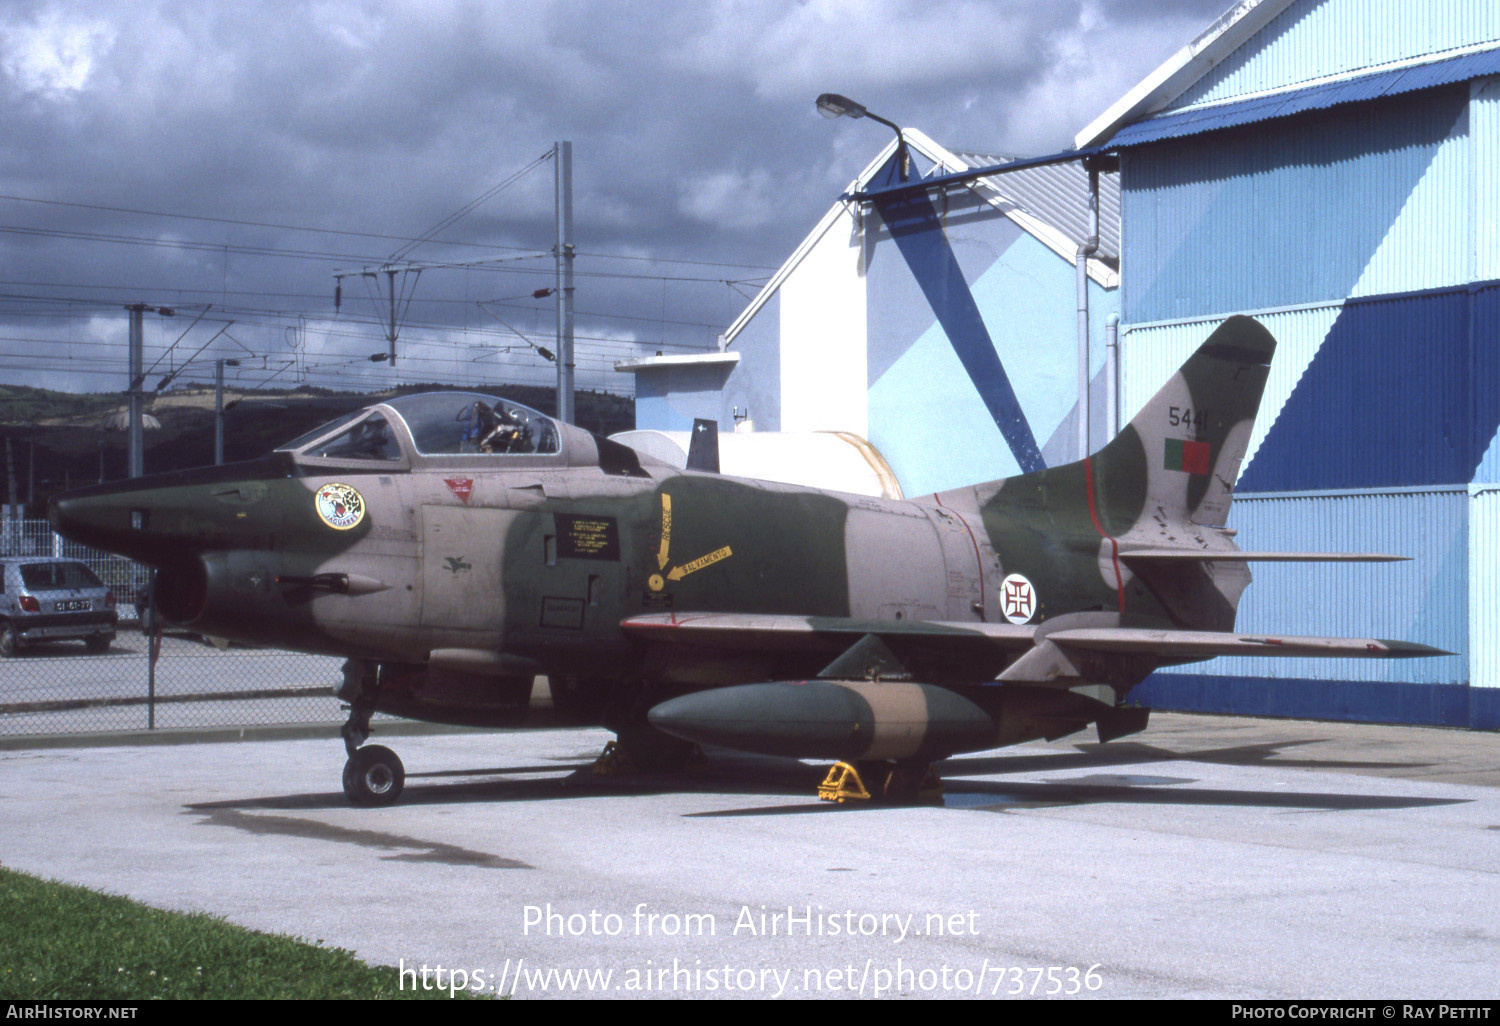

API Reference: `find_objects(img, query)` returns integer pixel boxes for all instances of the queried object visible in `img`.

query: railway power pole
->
[554,140,575,424]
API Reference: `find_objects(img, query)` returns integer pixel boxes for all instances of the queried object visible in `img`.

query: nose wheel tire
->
[342,745,405,807]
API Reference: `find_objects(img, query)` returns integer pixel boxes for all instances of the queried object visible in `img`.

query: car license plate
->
[55,599,89,611]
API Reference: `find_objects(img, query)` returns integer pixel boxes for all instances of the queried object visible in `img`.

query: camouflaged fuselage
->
[47,320,1273,692]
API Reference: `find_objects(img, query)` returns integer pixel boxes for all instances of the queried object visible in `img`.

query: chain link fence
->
[1,515,353,738]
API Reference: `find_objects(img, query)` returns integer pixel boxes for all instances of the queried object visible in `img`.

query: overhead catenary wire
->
[387,151,554,262]
[0,163,772,399]
[0,191,778,272]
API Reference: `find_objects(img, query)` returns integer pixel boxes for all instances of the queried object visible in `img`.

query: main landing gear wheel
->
[343,744,405,807]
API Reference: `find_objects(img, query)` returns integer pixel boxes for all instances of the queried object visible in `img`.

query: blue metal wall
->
[1116,39,1500,725]
[1237,285,1500,491]
[1470,487,1500,692]
[1198,490,1468,685]
[710,152,1122,499]
[1121,86,1469,323]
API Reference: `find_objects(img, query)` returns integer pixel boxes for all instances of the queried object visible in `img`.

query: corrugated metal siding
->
[1475,78,1500,283]
[1126,289,1500,493]
[1121,86,1469,324]
[1348,97,1471,298]
[1111,5,1500,727]
[1470,486,1500,689]
[1238,289,1476,490]
[1469,283,1500,485]
[1207,491,1468,684]
[1176,0,1500,110]
[1120,305,1341,478]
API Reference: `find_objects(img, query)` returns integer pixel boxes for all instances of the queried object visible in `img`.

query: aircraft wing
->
[623,612,1446,723]
[619,613,1446,664]
[621,612,1036,652]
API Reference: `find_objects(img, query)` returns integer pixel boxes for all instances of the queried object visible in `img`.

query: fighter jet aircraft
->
[48,316,1441,806]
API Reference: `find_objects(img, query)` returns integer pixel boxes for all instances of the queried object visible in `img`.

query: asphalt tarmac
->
[2,711,1497,1000]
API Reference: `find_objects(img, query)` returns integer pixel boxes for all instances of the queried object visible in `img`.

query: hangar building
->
[622,0,1500,730]
[619,130,1121,498]
[1080,0,1500,729]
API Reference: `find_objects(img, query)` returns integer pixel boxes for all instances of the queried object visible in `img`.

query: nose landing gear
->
[342,743,405,807]
[338,659,405,807]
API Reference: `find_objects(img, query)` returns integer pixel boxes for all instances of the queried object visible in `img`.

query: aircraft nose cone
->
[48,483,157,563]
[47,454,294,566]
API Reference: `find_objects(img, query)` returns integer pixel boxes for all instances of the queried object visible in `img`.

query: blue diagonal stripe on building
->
[868,159,1046,474]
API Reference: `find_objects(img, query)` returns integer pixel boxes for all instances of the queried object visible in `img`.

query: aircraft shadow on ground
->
[940,738,1435,778]
[183,736,1464,821]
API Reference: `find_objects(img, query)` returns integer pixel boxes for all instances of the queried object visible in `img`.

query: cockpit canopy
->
[277,393,564,465]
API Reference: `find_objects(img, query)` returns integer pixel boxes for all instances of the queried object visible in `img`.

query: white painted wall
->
[777,206,867,435]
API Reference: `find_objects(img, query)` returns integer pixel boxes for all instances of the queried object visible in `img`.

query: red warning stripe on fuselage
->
[1083,457,1125,613]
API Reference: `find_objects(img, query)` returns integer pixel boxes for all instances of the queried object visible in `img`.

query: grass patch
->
[0,865,466,999]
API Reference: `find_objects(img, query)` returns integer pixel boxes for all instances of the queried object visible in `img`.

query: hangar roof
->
[723,128,1118,347]
[952,150,1120,266]
[1105,44,1500,149]
[1075,0,1297,149]
[1078,0,1500,150]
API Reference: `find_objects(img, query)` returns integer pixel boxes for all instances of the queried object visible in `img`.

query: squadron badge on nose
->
[315,483,365,530]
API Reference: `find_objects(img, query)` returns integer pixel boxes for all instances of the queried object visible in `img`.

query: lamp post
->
[816,93,909,181]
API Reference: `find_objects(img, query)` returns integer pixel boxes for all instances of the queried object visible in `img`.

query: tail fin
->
[943,315,1277,530]
[940,316,1278,631]
[1089,314,1275,533]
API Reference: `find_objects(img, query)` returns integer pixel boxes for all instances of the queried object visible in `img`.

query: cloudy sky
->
[0,0,1233,400]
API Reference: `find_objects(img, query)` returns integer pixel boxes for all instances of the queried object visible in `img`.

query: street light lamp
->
[816,93,909,181]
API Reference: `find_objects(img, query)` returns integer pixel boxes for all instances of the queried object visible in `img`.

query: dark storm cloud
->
[0,0,1239,394]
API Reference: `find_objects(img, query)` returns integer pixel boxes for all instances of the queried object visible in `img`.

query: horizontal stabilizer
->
[1120,550,1409,563]
[1045,627,1448,660]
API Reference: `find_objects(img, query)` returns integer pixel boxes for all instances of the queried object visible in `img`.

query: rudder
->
[1089,315,1275,532]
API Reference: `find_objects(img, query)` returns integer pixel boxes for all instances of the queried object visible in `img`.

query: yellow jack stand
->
[818,761,871,803]
[818,761,945,804]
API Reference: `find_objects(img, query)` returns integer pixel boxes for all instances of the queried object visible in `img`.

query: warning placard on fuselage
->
[555,513,621,561]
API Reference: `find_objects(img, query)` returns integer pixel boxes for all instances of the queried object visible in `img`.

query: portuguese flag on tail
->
[1164,437,1212,475]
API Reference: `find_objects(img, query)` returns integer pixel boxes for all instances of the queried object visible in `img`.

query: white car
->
[0,558,118,656]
